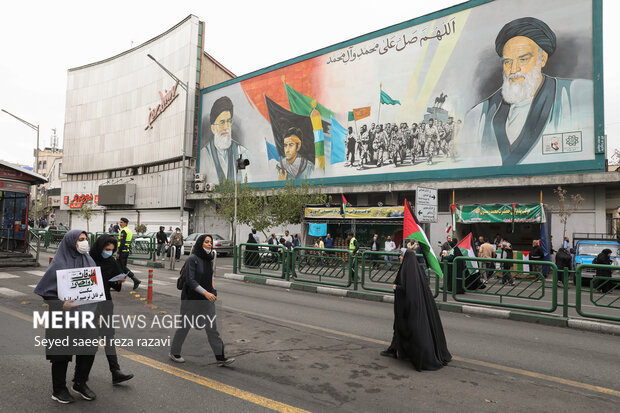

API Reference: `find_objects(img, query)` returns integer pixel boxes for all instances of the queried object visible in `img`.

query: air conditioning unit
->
[204,182,216,192]
[194,182,206,192]
[194,173,206,182]
[124,168,135,176]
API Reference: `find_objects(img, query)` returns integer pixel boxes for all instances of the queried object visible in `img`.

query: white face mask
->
[77,240,90,255]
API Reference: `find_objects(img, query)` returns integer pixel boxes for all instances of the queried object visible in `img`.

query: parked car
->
[572,239,620,285]
[183,233,233,256]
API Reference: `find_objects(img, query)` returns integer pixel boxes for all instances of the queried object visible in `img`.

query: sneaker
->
[133,279,141,290]
[72,382,96,401]
[169,353,185,363]
[112,369,134,385]
[217,357,235,367]
[51,388,75,404]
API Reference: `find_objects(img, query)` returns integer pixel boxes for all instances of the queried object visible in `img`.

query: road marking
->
[28,285,38,288]
[0,288,26,297]
[0,272,19,279]
[0,304,310,413]
[223,305,620,398]
[168,277,179,281]
[139,279,171,286]
[25,270,45,277]
[119,350,310,413]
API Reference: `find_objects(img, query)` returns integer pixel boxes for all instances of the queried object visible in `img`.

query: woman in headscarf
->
[380,249,452,371]
[244,232,260,267]
[169,234,234,366]
[34,230,99,404]
[592,249,613,293]
[89,234,134,385]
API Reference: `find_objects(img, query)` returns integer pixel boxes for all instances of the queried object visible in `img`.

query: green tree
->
[76,203,97,233]
[553,186,584,240]
[206,178,328,241]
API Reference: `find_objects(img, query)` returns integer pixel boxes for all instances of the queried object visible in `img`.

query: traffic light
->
[236,155,250,170]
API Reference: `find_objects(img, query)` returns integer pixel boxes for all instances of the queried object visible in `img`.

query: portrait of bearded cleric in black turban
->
[460,17,593,167]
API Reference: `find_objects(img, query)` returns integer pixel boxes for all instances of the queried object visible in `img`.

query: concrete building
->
[60,15,234,235]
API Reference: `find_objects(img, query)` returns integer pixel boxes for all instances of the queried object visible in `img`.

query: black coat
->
[530,245,545,261]
[89,235,124,301]
[555,249,572,271]
[181,235,216,315]
[392,250,451,371]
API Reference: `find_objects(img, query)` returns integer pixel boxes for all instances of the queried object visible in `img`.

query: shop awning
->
[455,204,545,224]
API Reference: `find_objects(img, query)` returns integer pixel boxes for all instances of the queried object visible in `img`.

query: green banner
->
[456,204,544,224]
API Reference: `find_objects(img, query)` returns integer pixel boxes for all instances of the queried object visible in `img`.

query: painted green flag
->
[285,83,334,118]
[380,89,401,105]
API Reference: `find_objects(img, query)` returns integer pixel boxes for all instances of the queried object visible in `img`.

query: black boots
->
[112,370,134,385]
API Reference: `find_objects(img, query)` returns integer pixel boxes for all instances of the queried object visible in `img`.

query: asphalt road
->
[0,254,618,412]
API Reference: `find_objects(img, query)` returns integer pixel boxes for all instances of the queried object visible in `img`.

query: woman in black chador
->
[381,249,452,371]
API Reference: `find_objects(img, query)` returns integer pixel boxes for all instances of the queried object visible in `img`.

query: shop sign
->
[304,207,341,219]
[456,204,544,224]
[64,196,69,204]
[68,193,95,209]
[345,206,404,219]
[145,81,180,130]
[304,206,404,219]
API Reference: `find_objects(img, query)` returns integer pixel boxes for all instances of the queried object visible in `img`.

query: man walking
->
[116,218,141,290]
[156,226,168,261]
[384,235,397,267]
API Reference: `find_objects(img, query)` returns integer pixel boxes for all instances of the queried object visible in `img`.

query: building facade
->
[60,15,234,234]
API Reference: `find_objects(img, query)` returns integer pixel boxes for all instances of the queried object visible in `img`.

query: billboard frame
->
[198,0,605,189]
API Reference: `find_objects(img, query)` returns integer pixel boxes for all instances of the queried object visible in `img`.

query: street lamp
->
[146,54,190,233]
[232,156,249,273]
[1,109,40,219]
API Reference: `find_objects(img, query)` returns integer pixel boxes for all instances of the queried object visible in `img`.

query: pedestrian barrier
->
[237,243,287,279]
[359,250,401,293]
[291,247,353,288]
[450,256,558,312]
[575,263,620,322]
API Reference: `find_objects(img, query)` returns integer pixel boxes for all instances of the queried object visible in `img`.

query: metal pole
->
[234,162,238,250]
[35,125,39,220]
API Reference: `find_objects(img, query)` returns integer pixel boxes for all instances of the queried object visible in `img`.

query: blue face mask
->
[102,250,114,259]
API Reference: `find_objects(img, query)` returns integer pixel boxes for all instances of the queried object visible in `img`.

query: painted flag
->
[284,82,334,119]
[352,106,371,121]
[265,138,280,161]
[348,111,355,122]
[445,222,452,234]
[330,116,346,164]
[403,199,443,278]
[380,88,401,105]
[454,233,479,278]
[310,103,325,170]
[265,95,315,163]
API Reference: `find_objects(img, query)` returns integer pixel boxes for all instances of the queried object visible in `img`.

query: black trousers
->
[51,355,95,392]
[118,252,137,281]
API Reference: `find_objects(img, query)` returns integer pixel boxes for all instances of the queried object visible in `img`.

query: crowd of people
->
[344,117,462,170]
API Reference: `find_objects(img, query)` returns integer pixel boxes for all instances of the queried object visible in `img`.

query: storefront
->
[302,206,405,248]
[0,160,46,252]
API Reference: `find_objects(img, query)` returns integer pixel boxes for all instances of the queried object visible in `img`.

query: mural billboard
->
[198,0,603,187]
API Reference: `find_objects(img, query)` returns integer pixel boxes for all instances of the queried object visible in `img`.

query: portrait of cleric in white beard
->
[200,96,248,182]
[461,16,593,167]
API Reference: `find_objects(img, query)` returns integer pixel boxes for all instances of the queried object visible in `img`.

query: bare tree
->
[553,186,584,240]
[77,203,97,233]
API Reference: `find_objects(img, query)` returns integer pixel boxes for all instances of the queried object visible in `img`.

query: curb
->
[128,259,163,268]
[223,273,620,336]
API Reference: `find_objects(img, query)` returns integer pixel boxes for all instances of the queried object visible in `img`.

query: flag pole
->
[377,82,383,126]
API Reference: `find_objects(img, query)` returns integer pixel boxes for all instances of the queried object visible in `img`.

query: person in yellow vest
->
[115,218,141,290]
[347,233,359,254]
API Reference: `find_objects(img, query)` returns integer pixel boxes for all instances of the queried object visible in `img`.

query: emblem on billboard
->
[145,81,180,130]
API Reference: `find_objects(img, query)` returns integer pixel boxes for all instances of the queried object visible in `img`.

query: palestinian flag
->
[403,199,443,278]
[454,233,479,277]
[341,194,348,217]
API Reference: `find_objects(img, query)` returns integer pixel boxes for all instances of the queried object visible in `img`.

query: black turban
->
[210,96,234,124]
[495,17,556,57]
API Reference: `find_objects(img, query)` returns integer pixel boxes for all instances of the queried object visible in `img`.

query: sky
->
[1,0,618,167]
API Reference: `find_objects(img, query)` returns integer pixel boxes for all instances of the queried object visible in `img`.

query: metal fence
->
[231,246,620,324]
